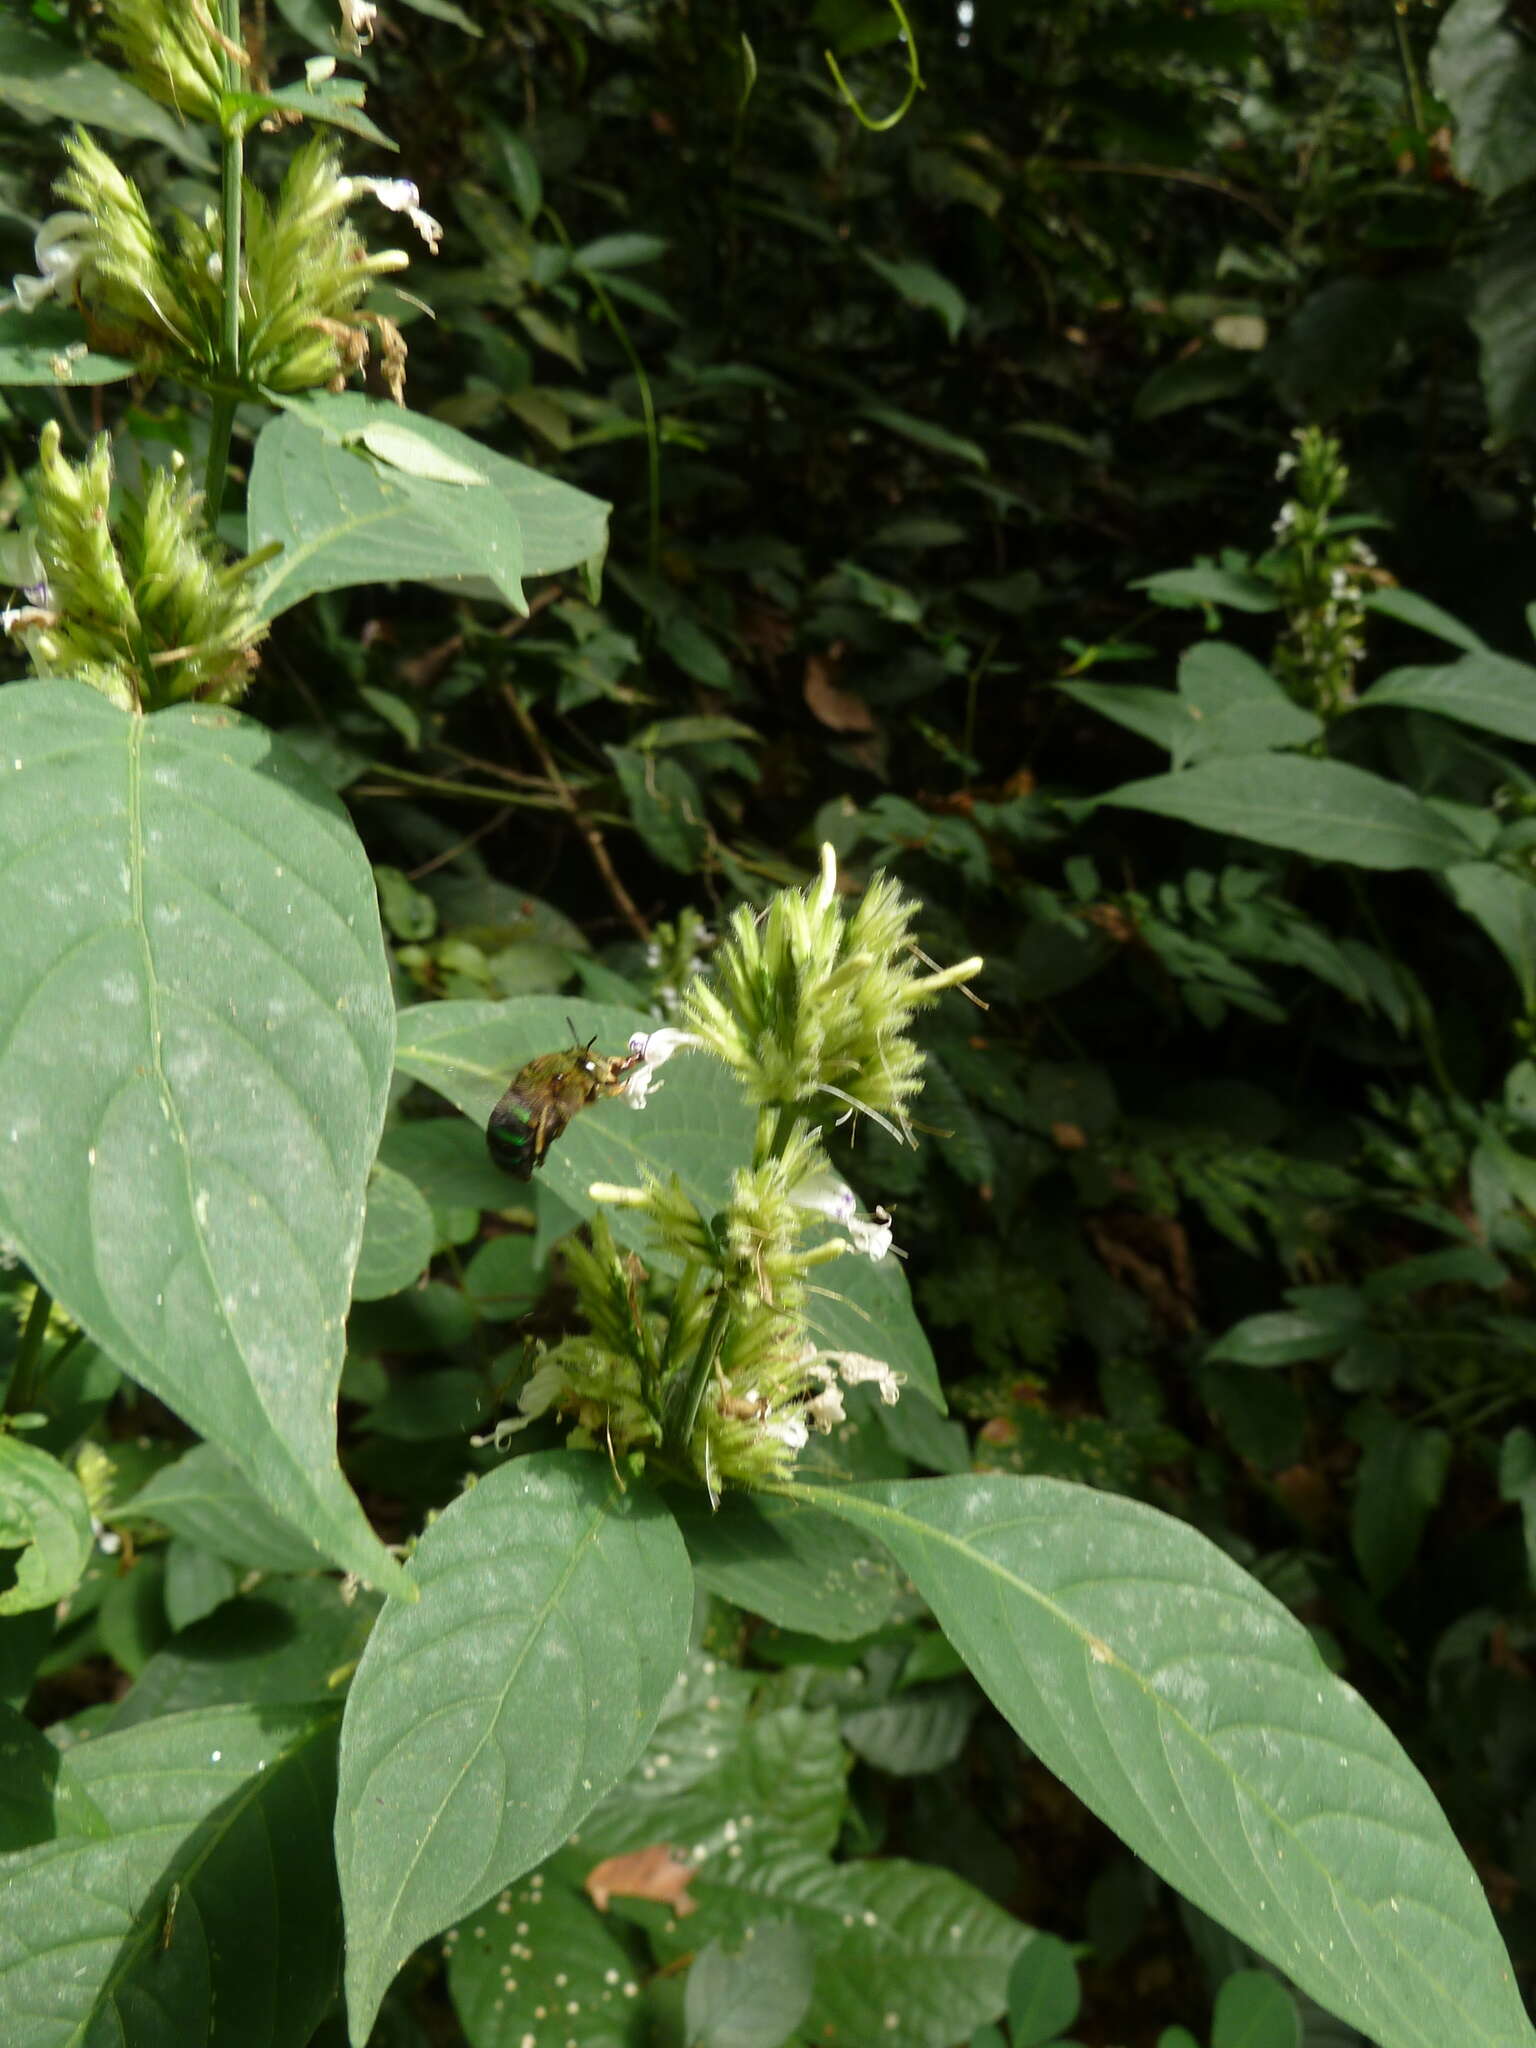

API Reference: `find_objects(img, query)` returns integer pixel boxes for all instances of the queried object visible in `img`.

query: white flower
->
[1274,451,1297,479]
[804,1381,846,1431]
[847,1205,895,1261]
[824,1350,905,1405]
[340,0,378,47]
[342,175,443,253]
[623,1027,703,1107]
[763,1412,810,1451]
[3,211,91,315]
[790,1172,857,1226]
[92,1516,122,1558]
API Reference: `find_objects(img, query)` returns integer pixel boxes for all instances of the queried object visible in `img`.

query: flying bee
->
[486,1028,642,1180]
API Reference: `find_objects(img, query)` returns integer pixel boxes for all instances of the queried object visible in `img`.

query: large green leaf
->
[651,1837,1033,2048]
[0,684,404,1593]
[0,1702,342,2048]
[1357,651,1536,746]
[0,1434,93,1616]
[115,1442,333,1574]
[669,1490,903,1639]
[1102,755,1477,870]
[567,1654,848,1865]
[335,1450,693,2042]
[1431,0,1536,200]
[807,1475,1531,2048]
[109,1578,381,1728]
[0,16,212,166]
[248,396,609,620]
[447,1879,647,2048]
[1444,861,1536,1008]
[1064,644,1320,769]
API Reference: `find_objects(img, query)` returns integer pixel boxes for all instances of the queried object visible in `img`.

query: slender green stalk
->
[1390,0,1427,135]
[666,1284,734,1456]
[204,0,246,521]
[5,1286,54,1417]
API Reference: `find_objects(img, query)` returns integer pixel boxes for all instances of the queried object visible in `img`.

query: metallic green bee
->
[486,1031,641,1180]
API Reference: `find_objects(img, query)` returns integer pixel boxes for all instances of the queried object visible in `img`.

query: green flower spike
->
[95,0,232,127]
[15,422,268,710]
[683,842,982,1143]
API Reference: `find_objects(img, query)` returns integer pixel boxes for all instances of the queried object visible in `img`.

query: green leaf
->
[248,408,524,619]
[335,1451,693,2042]
[111,1578,380,1729]
[607,743,709,872]
[1444,862,1536,1009]
[1172,643,1322,762]
[1205,1306,1360,1369]
[1211,1970,1301,2048]
[860,253,968,340]
[1356,651,1536,746]
[378,1118,515,1218]
[0,1703,342,2048]
[354,1162,435,1301]
[686,1920,816,2048]
[1134,347,1254,420]
[1066,648,1319,767]
[448,1879,646,2046]
[1361,589,1487,653]
[655,1837,1031,2048]
[224,80,395,148]
[859,404,989,469]
[0,1434,93,1617]
[1059,682,1191,755]
[162,1540,237,1631]
[0,1698,105,1850]
[0,16,212,166]
[808,1474,1529,2048]
[115,1442,329,1574]
[461,1231,542,1320]
[1470,207,1536,440]
[1430,0,1536,200]
[841,1681,977,1776]
[1102,756,1477,871]
[573,231,670,271]
[0,306,135,388]
[670,1491,903,1640]
[1133,562,1280,614]
[0,684,403,1593]
[1007,1932,1081,2048]
[392,996,753,1256]
[572,1656,847,1867]
[1351,1418,1452,1598]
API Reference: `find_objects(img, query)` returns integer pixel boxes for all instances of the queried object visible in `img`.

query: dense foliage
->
[2,2,1536,2045]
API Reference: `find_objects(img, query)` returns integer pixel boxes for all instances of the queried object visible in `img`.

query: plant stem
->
[204,0,246,523]
[5,1285,54,1417]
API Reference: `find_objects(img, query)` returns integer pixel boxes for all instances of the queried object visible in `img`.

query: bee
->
[486,1028,641,1180]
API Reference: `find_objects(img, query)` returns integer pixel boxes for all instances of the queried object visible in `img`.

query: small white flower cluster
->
[2,212,91,316]
[786,1346,907,1443]
[340,175,443,254]
[340,0,377,46]
[623,1027,702,1107]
